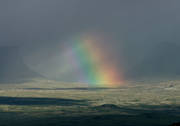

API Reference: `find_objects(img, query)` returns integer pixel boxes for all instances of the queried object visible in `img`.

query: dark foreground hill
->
[169,122,180,126]
[0,46,42,83]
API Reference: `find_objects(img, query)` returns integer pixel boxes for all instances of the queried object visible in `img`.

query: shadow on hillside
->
[0,96,87,106]
[33,114,180,126]
[0,110,180,126]
[0,104,179,126]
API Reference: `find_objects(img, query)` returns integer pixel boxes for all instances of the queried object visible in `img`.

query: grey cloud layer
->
[0,0,180,81]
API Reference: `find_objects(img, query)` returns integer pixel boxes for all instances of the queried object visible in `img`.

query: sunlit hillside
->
[0,79,179,126]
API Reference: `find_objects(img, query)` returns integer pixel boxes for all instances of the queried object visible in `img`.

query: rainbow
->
[62,33,124,87]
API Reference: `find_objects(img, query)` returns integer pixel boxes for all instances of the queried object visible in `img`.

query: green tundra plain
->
[0,79,179,126]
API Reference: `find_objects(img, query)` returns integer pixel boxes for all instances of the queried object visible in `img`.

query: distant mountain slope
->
[0,46,43,83]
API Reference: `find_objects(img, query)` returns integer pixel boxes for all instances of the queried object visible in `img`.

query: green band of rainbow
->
[63,34,123,86]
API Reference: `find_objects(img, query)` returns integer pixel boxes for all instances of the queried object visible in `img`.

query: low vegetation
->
[0,79,179,126]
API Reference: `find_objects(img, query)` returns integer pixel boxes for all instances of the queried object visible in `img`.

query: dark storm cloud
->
[0,0,180,81]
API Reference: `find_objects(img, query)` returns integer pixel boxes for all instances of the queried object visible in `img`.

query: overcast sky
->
[0,0,180,81]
